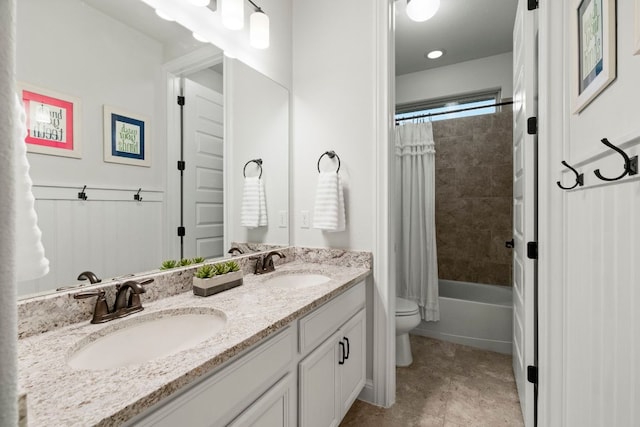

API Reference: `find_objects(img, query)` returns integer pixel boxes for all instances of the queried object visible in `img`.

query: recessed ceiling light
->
[426,49,444,59]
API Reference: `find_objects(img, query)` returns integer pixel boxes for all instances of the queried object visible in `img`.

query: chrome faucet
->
[73,278,153,324]
[253,251,286,274]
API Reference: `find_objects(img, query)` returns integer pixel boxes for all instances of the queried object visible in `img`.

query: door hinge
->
[177,160,186,171]
[527,241,538,259]
[177,95,185,106]
[527,0,538,10]
[527,116,537,135]
[527,365,538,384]
[177,226,185,237]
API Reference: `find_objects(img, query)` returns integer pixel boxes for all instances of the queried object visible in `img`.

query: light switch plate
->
[301,210,310,228]
[278,210,288,228]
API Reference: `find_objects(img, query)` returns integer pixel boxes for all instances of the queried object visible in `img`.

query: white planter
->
[193,270,244,297]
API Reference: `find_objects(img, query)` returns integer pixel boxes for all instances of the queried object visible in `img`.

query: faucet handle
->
[73,289,106,299]
[73,289,110,324]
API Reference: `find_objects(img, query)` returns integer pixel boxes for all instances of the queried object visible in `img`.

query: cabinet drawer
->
[228,373,296,427]
[132,326,295,427]
[298,281,365,355]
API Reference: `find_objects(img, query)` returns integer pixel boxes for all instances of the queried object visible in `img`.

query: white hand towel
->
[257,178,267,227]
[14,95,49,282]
[313,172,345,232]
[241,176,268,228]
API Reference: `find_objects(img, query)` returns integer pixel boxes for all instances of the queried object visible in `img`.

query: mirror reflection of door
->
[181,77,225,260]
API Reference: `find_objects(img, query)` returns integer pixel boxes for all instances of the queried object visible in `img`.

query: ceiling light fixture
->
[154,9,174,21]
[188,0,210,6]
[221,0,245,30]
[406,0,440,22]
[249,7,270,49]
[426,49,444,59]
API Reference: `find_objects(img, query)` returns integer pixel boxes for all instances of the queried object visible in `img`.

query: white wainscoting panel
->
[563,137,640,426]
[18,185,164,297]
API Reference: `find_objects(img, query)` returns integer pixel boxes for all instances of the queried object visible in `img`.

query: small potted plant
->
[193,261,243,297]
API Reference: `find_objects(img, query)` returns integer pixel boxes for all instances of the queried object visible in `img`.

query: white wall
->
[291,0,376,251]
[292,0,390,403]
[227,59,289,246]
[552,0,640,425]
[17,0,166,191]
[395,52,513,105]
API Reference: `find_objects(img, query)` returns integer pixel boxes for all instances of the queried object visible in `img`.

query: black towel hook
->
[556,161,584,190]
[134,188,143,201]
[317,150,341,173]
[78,185,88,201]
[593,138,638,182]
[243,158,263,178]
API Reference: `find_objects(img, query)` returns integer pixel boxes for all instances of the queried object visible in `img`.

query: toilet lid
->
[396,297,419,315]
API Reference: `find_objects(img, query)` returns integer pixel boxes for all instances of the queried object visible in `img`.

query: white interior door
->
[182,78,224,259]
[512,0,537,425]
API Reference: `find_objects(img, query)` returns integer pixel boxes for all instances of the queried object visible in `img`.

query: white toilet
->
[395,297,421,367]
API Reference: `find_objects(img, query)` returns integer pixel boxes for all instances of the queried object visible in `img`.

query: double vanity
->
[17,249,371,426]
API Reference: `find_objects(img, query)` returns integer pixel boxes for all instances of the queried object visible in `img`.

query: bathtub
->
[412,279,513,354]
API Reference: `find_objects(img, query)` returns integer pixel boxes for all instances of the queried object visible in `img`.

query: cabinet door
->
[338,309,366,418]
[298,330,341,427]
[228,374,296,427]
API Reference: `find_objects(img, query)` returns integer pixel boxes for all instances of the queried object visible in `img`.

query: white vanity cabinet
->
[128,280,366,427]
[129,326,297,427]
[298,282,366,427]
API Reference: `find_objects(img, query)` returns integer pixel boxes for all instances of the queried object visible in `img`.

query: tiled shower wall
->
[433,110,513,286]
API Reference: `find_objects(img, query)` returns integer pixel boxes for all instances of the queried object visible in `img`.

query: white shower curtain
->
[395,121,439,321]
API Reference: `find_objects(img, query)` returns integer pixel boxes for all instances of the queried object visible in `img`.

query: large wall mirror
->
[16,0,290,298]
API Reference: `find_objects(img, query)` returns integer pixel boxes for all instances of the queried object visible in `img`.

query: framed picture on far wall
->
[18,83,81,158]
[571,0,617,113]
[103,105,151,167]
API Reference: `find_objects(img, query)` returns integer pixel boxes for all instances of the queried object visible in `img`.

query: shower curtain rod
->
[395,100,514,123]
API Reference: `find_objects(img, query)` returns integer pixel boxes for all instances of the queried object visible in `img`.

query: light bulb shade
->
[221,0,244,30]
[406,0,440,22]
[250,11,270,49]
[188,0,210,6]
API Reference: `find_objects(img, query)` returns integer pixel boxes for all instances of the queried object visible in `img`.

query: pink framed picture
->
[18,83,81,158]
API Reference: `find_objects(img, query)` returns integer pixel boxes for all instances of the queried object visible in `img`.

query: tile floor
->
[341,335,524,427]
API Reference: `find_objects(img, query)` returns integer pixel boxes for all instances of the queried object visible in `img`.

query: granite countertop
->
[17,261,370,427]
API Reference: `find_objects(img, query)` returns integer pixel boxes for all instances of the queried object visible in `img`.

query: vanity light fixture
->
[426,49,444,59]
[406,0,440,22]
[221,0,245,30]
[249,7,269,49]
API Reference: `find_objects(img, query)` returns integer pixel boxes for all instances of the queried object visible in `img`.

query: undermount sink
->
[67,309,227,371]
[263,273,331,289]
